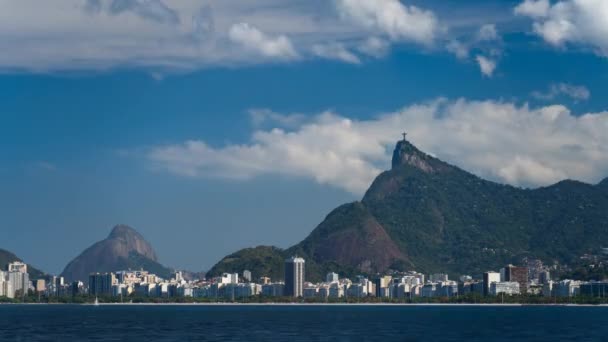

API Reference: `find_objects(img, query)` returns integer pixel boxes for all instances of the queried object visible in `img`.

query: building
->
[539,271,551,284]
[501,265,529,294]
[220,273,239,285]
[430,273,449,283]
[483,271,501,296]
[71,281,84,296]
[374,276,392,297]
[303,286,319,298]
[437,281,459,297]
[328,283,345,298]
[580,282,608,297]
[326,272,339,283]
[242,270,252,283]
[7,270,29,297]
[35,279,46,293]
[88,273,116,296]
[284,256,305,297]
[553,280,581,297]
[7,262,27,274]
[490,282,520,296]
[259,277,271,285]
[421,283,437,297]
[261,282,284,297]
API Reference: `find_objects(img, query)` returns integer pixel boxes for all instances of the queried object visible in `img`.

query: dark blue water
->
[0,304,606,341]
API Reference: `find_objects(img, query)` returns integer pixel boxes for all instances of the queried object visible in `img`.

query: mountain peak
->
[61,224,163,282]
[109,224,142,239]
[391,139,444,173]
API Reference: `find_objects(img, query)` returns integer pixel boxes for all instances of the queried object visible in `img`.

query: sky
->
[1,0,608,274]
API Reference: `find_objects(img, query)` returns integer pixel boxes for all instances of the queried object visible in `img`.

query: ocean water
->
[0,304,606,341]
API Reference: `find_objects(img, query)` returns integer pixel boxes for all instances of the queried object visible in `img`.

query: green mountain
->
[208,140,608,282]
[61,224,174,282]
[0,249,46,279]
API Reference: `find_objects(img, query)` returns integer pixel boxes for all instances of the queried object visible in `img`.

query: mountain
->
[61,224,174,282]
[0,249,46,279]
[208,139,608,282]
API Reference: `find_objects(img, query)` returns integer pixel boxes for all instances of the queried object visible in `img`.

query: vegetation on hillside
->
[208,141,608,281]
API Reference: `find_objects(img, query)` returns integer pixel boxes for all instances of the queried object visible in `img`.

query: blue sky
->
[1,0,608,274]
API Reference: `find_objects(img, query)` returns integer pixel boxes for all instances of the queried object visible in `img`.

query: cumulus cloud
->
[147,99,608,194]
[477,24,499,41]
[334,0,439,45]
[312,43,360,64]
[476,55,497,77]
[514,0,550,18]
[515,0,608,55]
[229,23,298,60]
[532,83,591,101]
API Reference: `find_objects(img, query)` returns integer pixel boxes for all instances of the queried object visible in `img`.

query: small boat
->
[94,297,99,306]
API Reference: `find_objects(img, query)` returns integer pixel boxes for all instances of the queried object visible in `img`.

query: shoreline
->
[2,302,607,307]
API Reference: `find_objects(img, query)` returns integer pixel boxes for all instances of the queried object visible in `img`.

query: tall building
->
[374,276,393,297]
[483,271,501,296]
[501,265,529,294]
[88,273,116,296]
[7,271,29,297]
[284,256,305,297]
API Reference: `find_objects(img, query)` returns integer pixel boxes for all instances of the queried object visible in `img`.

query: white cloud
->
[312,43,360,64]
[446,40,469,59]
[357,37,390,58]
[0,0,451,72]
[477,24,498,41]
[515,0,608,56]
[147,99,608,194]
[532,83,591,101]
[334,0,439,45]
[514,0,550,18]
[476,55,496,77]
[229,23,298,60]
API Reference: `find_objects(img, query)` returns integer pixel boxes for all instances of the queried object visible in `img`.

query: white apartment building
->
[490,281,520,295]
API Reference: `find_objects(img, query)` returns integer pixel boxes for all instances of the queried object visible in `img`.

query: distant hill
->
[61,224,174,282]
[208,139,608,282]
[0,249,46,279]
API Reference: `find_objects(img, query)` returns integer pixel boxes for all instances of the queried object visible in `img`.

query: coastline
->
[2,302,608,307]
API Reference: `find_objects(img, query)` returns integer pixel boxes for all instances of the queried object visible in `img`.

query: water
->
[0,304,606,341]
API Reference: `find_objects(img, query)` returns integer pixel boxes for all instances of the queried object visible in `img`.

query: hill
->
[208,139,608,282]
[61,224,174,282]
[0,249,46,279]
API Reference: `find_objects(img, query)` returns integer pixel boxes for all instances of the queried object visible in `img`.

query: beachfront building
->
[483,271,501,296]
[284,256,305,297]
[88,272,116,296]
[490,281,520,296]
[501,265,529,294]
[580,282,608,297]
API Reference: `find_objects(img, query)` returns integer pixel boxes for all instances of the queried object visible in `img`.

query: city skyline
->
[2,0,608,275]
